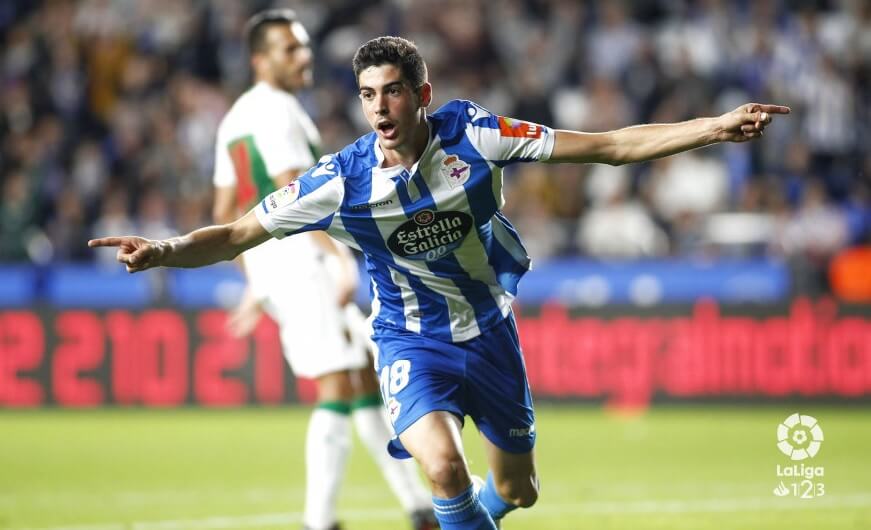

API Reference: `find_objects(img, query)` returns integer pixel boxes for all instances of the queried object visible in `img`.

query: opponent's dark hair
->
[244,9,298,55]
[352,36,427,88]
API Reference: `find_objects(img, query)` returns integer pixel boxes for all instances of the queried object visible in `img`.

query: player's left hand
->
[718,103,790,142]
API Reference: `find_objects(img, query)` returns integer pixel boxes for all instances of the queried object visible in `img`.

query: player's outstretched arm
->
[547,103,790,166]
[88,209,271,273]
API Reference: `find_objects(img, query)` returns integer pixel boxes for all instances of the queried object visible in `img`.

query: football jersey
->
[255,100,555,342]
[214,81,321,206]
[213,81,324,298]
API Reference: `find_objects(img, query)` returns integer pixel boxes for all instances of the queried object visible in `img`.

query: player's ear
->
[418,82,432,109]
[250,53,264,76]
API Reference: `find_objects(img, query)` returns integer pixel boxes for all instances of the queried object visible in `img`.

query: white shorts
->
[243,235,370,379]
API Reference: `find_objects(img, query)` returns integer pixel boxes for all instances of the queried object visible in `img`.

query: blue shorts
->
[373,314,536,459]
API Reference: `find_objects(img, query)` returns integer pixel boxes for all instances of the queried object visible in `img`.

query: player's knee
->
[420,454,468,493]
[497,473,539,508]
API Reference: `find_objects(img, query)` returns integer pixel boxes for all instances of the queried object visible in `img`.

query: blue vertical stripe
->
[338,145,407,331]
[482,220,527,296]
[439,135,504,329]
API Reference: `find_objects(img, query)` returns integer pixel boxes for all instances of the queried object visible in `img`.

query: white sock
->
[304,407,352,529]
[352,403,431,511]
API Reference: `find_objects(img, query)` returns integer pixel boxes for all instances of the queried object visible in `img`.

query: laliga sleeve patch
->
[498,116,542,139]
[265,182,300,212]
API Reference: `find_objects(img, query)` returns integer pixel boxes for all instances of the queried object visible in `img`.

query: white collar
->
[372,120,433,179]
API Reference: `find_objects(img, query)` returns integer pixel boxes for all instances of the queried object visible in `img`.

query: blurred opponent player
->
[92,36,789,530]
[211,12,436,530]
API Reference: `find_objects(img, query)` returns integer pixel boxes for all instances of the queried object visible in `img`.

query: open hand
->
[719,103,790,142]
[88,236,163,273]
[227,287,264,338]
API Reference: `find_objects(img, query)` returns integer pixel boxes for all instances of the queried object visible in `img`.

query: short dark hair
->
[352,36,427,88]
[244,9,298,55]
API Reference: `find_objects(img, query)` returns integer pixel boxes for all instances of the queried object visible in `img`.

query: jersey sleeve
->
[254,155,344,238]
[256,105,317,176]
[212,121,237,188]
[462,101,555,164]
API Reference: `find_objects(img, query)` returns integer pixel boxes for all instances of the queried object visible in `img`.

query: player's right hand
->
[87,236,163,273]
[227,287,263,338]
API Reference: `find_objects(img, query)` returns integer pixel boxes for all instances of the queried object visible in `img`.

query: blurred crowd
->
[1,0,869,294]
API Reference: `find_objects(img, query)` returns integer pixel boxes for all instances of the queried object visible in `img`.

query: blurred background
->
[0,0,869,279]
[2,1,870,529]
[1,0,870,400]
[1,0,871,277]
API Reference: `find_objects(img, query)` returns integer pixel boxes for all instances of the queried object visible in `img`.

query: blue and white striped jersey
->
[255,100,555,342]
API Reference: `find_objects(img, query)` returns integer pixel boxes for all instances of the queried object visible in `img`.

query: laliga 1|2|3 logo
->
[772,413,825,499]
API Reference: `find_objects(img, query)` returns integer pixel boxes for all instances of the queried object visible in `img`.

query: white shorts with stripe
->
[244,235,370,379]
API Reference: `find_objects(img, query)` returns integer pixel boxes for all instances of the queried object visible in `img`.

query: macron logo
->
[509,425,535,438]
[349,199,394,210]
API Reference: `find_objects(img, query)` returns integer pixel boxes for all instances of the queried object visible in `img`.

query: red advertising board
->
[519,299,871,407]
[1,299,869,408]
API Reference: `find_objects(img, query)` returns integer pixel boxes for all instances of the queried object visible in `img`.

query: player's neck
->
[380,116,429,170]
[256,76,293,95]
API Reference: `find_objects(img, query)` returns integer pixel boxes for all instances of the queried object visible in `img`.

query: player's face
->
[262,23,312,92]
[358,64,428,152]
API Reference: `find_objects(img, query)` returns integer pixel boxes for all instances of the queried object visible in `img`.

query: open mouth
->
[377,121,397,139]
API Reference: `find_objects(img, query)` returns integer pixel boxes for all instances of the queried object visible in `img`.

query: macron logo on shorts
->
[509,424,535,438]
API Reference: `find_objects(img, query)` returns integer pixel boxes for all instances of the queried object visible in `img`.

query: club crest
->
[439,155,471,188]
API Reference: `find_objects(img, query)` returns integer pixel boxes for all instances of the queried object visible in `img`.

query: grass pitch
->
[1,405,869,530]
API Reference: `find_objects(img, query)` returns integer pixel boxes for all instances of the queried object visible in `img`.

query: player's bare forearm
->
[159,225,247,267]
[549,119,719,165]
[88,210,270,273]
[548,103,790,166]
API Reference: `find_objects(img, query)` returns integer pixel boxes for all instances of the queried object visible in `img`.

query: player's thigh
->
[374,332,465,458]
[400,410,472,496]
[315,370,355,402]
[399,410,465,463]
[352,362,381,397]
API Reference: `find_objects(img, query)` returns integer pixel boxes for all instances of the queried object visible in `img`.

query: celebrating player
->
[90,36,788,530]
[210,15,435,530]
